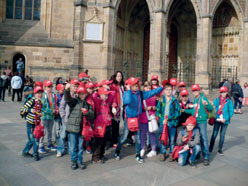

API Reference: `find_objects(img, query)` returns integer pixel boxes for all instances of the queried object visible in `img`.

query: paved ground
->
[0,96,248,186]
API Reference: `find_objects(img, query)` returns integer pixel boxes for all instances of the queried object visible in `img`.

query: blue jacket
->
[213,97,234,124]
[156,95,181,127]
[124,87,163,118]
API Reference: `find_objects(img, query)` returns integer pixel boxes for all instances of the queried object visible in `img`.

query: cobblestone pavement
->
[0,97,248,186]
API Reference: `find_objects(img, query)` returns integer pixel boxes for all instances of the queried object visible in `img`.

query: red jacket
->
[110,83,124,118]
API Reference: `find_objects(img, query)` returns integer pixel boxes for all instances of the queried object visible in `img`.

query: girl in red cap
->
[209,86,234,155]
[174,116,201,167]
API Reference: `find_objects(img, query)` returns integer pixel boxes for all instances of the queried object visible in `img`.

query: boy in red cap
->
[178,89,192,129]
[184,84,213,166]
[91,87,116,163]
[174,116,201,167]
[21,86,44,161]
[116,77,163,163]
[209,86,234,155]
[64,83,95,169]
[39,80,58,154]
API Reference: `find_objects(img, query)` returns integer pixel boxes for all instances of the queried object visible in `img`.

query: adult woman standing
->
[110,71,125,148]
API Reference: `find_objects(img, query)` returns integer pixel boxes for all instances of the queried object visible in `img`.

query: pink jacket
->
[92,91,116,127]
[139,96,157,124]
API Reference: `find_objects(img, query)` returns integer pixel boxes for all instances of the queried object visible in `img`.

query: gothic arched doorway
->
[114,0,150,82]
[13,53,25,75]
[167,0,197,86]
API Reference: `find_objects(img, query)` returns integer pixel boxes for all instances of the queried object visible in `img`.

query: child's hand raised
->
[65,83,71,90]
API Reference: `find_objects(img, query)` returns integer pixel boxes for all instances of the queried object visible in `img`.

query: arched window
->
[6,0,41,20]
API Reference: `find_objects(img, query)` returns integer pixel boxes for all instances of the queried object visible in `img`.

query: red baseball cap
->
[182,116,197,126]
[85,82,95,89]
[56,84,64,91]
[191,84,201,91]
[219,86,228,93]
[178,81,186,87]
[70,79,80,85]
[78,72,90,79]
[34,81,43,87]
[162,80,169,87]
[43,80,53,87]
[94,82,102,88]
[98,87,111,95]
[180,89,189,96]
[77,86,87,94]
[169,78,177,86]
[127,77,139,87]
[101,80,113,86]
[151,75,159,81]
[34,86,44,94]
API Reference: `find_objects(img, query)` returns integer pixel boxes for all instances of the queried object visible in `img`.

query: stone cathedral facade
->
[0,0,248,91]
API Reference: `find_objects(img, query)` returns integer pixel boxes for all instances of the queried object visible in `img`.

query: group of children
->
[20,71,235,169]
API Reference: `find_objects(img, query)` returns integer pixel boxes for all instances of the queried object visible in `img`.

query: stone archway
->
[211,0,240,88]
[13,53,25,75]
[114,0,150,81]
[167,0,197,86]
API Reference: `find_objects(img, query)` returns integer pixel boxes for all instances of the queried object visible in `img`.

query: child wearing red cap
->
[174,116,201,167]
[21,86,44,161]
[178,89,192,128]
[209,86,234,155]
[119,77,163,163]
[39,80,58,154]
[91,87,116,163]
[150,75,159,86]
[64,83,95,170]
[184,84,213,166]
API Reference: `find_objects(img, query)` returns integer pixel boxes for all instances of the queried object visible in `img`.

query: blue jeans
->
[209,122,228,152]
[23,123,39,156]
[197,123,209,160]
[54,118,62,144]
[178,145,201,166]
[115,119,141,155]
[234,98,242,109]
[69,132,84,164]
[159,124,177,155]
[0,87,6,101]
[57,124,68,154]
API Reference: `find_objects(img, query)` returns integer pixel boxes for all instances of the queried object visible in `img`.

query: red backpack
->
[81,116,94,141]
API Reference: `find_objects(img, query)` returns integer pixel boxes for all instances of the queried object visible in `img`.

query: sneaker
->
[56,152,62,158]
[159,154,166,161]
[114,153,120,160]
[189,161,197,168]
[140,149,145,157]
[203,159,210,166]
[48,144,57,152]
[22,152,34,158]
[34,155,40,161]
[218,150,224,156]
[146,150,157,158]
[135,155,144,163]
[38,147,47,154]
[71,161,78,170]
[79,163,87,169]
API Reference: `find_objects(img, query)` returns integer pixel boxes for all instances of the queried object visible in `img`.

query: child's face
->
[164,86,172,97]
[179,86,185,91]
[100,94,108,101]
[58,90,64,94]
[186,124,194,131]
[221,92,227,98]
[143,85,151,91]
[151,80,158,85]
[87,88,94,94]
[45,86,53,93]
[35,91,43,100]
[181,95,188,102]
[131,83,139,92]
[78,93,87,100]
[192,90,200,97]
[116,72,123,83]
[70,84,78,94]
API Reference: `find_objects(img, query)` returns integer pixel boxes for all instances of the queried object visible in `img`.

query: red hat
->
[191,84,200,91]
[43,80,53,87]
[169,78,177,86]
[152,85,159,90]
[178,81,186,87]
[70,79,80,85]
[98,87,111,95]
[77,86,87,94]
[78,72,90,79]
[85,82,95,89]
[94,82,102,88]
[127,77,139,87]
[162,80,169,87]
[34,81,43,87]
[151,75,159,81]
[220,86,228,93]
[180,89,189,96]
[101,80,113,86]
[34,86,44,94]
[182,116,197,126]
[56,84,64,91]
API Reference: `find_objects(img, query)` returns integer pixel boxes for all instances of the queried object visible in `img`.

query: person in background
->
[0,72,8,102]
[23,78,34,99]
[150,75,159,86]
[11,72,23,102]
[232,80,243,114]
[56,77,63,86]
[242,82,248,107]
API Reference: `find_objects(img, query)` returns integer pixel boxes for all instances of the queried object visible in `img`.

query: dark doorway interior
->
[13,53,25,75]
[168,23,178,79]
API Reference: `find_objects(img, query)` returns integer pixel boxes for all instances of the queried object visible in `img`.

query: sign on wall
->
[85,23,103,41]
